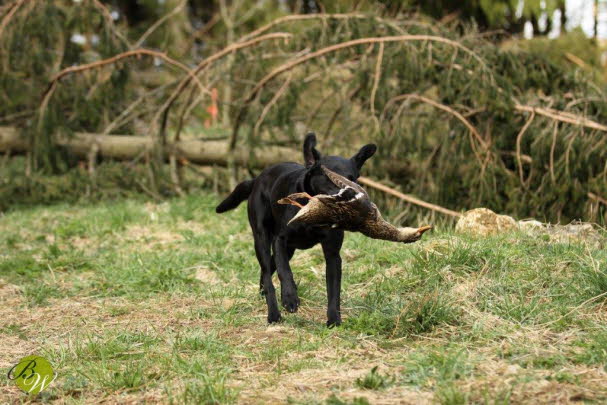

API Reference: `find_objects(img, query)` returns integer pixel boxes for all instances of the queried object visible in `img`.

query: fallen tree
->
[2,5,606,222]
[0,126,297,168]
[1,126,465,217]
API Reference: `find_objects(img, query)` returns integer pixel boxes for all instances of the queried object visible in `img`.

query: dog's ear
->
[351,144,377,169]
[303,132,321,168]
[302,162,321,193]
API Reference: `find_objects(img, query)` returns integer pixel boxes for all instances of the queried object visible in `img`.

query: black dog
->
[216,133,376,326]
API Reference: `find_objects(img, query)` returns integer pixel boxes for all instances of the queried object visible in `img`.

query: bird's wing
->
[318,186,363,204]
[333,187,358,201]
[321,166,368,198]
[314,193,339,204]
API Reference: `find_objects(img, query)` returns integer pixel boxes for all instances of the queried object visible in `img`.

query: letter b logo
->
[8,355,55,394]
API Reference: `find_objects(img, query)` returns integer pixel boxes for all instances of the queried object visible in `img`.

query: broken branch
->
[0,0,25,40]
[358,176,462,218]
[247,34,490,102]
[384,93,487,150]
[514,104,607,132]
[588,192,607,206]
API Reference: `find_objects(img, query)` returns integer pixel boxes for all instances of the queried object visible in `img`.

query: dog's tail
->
[216,179,255,213]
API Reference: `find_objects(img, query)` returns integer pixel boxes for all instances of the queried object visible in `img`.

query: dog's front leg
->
[322,231,344,327]
[273,237,300,313]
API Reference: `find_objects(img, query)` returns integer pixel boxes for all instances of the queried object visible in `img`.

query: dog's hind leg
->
[254,231,281,323]
[259,254,276,295]
[273,237,300,313]
[259,249,294,294]
[248,190,282,323]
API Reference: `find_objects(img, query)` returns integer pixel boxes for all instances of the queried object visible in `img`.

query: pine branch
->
[232,34,492,150]
[514,104,607,132]
[153,32,292,141]
[240,13,370,42]
[515,111,535,187]
[42,49,209,103]
[358,176,462,218]
[246,34,491,102]
[39,49,210,129]
[90,0,131,48]
[588,192,607,206]
[133,0,187,49]
[252,73,293,139]
[384,93,487,149]
[0,0,26,40]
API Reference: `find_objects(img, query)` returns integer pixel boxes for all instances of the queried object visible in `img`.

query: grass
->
[0,193,606,403]
[355,366,393,390]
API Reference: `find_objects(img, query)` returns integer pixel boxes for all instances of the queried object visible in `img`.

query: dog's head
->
[302,132,376,195]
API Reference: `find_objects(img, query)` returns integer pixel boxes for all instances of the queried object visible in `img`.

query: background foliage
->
[0,0,606,224]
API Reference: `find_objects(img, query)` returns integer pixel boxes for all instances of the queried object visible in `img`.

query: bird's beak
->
[417,225,432,235]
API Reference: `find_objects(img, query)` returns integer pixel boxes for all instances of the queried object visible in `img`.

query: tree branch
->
[358,176,462,218]
[0,0,25,40]
[588,192,607,206]
[239,13,368,42]
[153,32,292,138]
[516,111,535,186]
[133,0,187,49]
[246,34,490,103]
[384,93,487,149]
[41,49,210,110]
[514,104,607,132]
[232,34,491,150]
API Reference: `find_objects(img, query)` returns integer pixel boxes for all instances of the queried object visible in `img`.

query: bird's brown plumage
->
[277,166,432,243]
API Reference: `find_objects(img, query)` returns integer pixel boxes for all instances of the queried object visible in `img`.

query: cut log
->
[0,126,29,152]
[0,126,461,217]
[0,126,298,168]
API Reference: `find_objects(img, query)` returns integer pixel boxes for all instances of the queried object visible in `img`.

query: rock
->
[518,220,544,231]
[455,208,517,236]
[455,208,604,247]
[544,222,603,248]
[519,219,602,247]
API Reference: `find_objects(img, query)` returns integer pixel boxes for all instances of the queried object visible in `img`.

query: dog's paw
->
[281,293,300,313]
[267,311,282,324]
[326,312,342,327]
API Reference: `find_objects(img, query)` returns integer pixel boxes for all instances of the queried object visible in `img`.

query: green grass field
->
[1,194,606,404]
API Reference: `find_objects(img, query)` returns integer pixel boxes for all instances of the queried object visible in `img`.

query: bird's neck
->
[360,216,401,241]
[361,214,422,243]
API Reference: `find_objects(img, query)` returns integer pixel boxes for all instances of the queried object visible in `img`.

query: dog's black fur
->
[216,133,376,326]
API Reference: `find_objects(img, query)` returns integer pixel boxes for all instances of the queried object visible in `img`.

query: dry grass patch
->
[2,195,606,403]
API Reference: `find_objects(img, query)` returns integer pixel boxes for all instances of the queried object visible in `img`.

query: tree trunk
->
[0,126,298,168]
[594,0,599,40]
[559,1,567,34]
